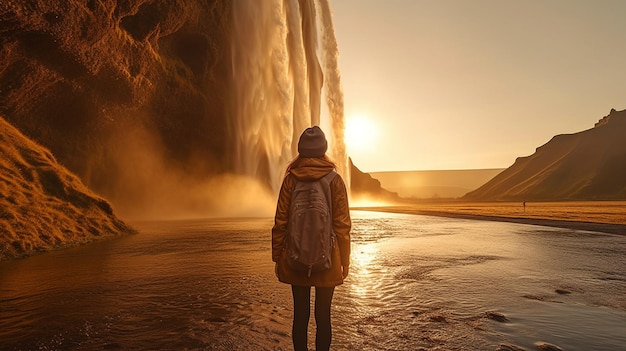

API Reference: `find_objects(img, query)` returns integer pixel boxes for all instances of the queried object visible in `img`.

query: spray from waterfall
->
[230,0,348,194]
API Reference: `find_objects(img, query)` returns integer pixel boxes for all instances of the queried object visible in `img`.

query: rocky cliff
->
[1,1,232,215]
[464,109,626,201]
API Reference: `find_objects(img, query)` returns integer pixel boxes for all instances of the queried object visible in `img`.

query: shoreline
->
[351,204,626,235]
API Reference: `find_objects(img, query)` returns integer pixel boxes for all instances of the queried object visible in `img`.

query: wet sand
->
[352,201,626,235]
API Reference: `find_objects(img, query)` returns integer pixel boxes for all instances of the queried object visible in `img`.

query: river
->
[1,211,625,350]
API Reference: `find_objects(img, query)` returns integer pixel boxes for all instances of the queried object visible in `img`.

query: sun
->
[344,114,379,153]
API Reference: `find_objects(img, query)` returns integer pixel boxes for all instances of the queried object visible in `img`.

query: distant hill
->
[350,159,400,201]
[0,117,132,261]
[370,169,505,199]
[464,109,626,201]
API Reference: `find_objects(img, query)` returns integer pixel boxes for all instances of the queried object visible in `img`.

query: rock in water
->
[485,311,509,322]
[535,341,563,351]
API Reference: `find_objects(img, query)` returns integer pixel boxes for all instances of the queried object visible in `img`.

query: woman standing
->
[272,126,351,351]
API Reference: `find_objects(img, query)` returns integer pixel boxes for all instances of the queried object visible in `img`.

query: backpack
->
[285,171,337,277]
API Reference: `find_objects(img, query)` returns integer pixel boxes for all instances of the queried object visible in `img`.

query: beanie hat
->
[298,126,328,157]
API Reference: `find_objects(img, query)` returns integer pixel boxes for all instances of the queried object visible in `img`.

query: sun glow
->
[349,197,394,208]
[344,113,379,153]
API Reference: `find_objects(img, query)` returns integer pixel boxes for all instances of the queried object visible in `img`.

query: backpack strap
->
[321,170,338,184]
[319,170,337,226]
[319,171,337,193]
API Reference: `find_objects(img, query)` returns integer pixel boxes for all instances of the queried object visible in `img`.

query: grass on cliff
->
[1,117,133,261]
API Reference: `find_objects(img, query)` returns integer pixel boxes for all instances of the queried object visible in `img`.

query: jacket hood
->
[289,157,335,181]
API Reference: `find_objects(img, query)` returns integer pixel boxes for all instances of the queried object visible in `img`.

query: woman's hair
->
[285,154,336,175]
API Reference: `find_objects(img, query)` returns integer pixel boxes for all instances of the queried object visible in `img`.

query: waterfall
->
[230,0,348,194]
[318,0,348,182]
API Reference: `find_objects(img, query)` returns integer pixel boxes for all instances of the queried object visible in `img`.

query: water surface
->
[1,212,625,350]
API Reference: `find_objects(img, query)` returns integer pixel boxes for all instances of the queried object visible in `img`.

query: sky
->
[330,0,626,172]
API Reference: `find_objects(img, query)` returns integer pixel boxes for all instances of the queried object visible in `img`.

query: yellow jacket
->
[272,157,351,287]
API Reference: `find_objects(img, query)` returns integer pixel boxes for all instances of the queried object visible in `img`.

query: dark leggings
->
[291,285,335,351]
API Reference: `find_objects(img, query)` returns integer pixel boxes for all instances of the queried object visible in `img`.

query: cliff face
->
[0,116,132,261]
[349,158,399,202]
[0,1,232,212]
[465,109,626,201]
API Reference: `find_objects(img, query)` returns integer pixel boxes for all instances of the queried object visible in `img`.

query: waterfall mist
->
[102,0,350,220]
[230,0,348,193]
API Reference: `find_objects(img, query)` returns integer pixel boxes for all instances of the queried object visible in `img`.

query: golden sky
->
[331,0,626,172]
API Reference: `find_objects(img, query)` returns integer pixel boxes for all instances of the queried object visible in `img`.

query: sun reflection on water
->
[352,243,378,275]
[348,243,384,300]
